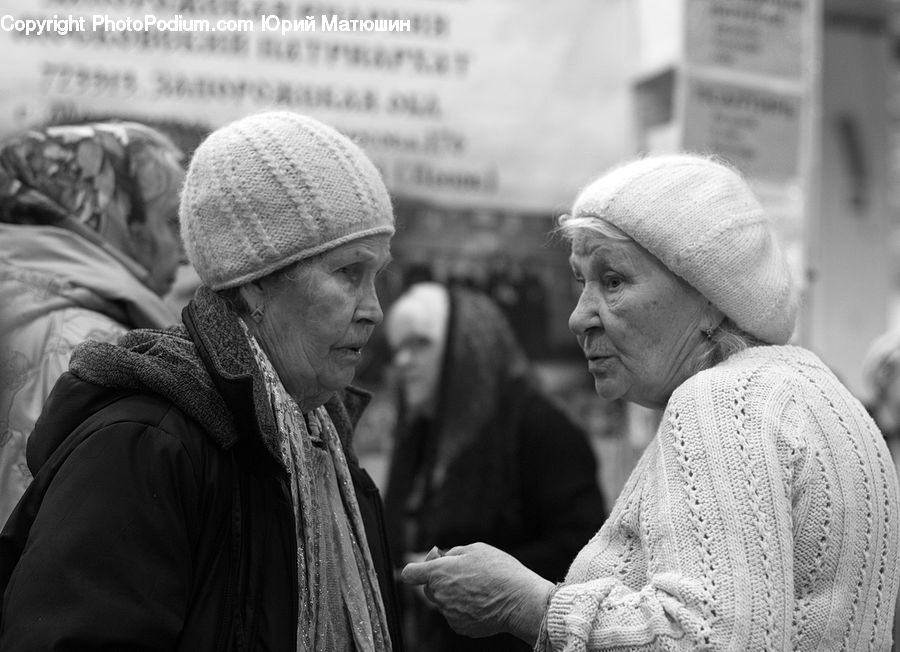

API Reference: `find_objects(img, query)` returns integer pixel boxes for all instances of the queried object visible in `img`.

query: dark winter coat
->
[0,286,404,651]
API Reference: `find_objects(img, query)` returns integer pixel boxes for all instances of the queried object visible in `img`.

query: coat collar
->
[183,286,277,451]
[71,284,371,457]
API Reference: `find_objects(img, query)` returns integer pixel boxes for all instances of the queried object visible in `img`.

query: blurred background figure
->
[0,121,185,526]
[383,282,606,651]
[862,328,900,647]
[863,328,900,447]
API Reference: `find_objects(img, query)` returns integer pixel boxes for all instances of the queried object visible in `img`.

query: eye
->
[603,274,623,291]
[337,264,362,281]
[167,211,180,231]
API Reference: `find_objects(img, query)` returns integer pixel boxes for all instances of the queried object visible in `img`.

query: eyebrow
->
[327,247,389,263]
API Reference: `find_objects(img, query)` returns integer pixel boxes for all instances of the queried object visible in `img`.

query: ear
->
[237,280,266,312]
[701,302,725,333]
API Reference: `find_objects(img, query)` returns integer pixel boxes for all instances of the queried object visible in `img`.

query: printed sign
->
[0,0,635,212]
[685,0,808,79]
[682,77,802,180]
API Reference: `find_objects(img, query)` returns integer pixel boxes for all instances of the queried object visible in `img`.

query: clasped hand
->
[400,542,554,644]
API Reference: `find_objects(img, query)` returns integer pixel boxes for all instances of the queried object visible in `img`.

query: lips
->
[582,345,612,361]
[587,355,613,371]
[336,337,369,354]
[333,338,368,360]
[584,347,614,369]
[334,347,363,364]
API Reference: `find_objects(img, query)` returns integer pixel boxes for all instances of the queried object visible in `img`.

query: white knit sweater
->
[543,346,900,651]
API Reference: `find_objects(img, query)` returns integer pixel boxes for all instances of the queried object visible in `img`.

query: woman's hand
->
[400,542,554,644]
[400,550,439,607]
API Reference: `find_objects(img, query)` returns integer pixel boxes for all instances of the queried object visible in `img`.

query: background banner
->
[0,0,636,211]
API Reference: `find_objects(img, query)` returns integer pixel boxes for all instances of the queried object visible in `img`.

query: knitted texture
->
[180,111,394,290]
[540,346,900,651]
[570,154,797,344]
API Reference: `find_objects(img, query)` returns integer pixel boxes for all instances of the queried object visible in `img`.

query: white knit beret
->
[180,111,394,290]
[570,154,798,344]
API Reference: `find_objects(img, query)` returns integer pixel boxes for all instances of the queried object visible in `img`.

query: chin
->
[403,390,427,413]
[593,379,626,402]
[322,370,356,395]
[339,372,357,390]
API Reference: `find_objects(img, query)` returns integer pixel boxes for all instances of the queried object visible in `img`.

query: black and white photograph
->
[0,1,899,650]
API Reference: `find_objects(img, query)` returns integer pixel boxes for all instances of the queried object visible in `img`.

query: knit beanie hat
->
[180,111,394,290]
[569,154,797,344]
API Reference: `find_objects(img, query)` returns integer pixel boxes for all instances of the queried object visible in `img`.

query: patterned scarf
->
[244,327,391,652]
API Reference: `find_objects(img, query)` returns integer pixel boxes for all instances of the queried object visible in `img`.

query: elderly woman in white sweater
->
[402,154,900,650]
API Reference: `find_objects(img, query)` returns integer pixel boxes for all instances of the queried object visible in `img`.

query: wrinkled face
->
[131,163,186,295]
[386,290,448,415]
[567,231,714,409]
[247,234,392,410]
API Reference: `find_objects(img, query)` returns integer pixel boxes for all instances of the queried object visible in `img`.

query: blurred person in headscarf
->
[0,121,185,526]
[383,282,606,652]
[863,328,900,443]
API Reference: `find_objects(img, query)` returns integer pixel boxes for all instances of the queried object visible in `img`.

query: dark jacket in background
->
[0,287,404,651]
[384,287,606,652]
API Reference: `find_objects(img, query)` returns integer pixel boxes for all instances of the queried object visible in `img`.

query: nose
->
[357,279,384,325]
[393,347,412,368]
[568,284,602,337]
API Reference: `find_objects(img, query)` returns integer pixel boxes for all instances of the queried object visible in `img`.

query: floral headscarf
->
[0,121,183,244]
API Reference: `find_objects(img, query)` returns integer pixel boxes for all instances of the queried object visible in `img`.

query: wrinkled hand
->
[400,542,554,644]
[402,550,437,607]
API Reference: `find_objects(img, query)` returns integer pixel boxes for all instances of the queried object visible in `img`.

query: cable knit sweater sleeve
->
[540,346,900,651]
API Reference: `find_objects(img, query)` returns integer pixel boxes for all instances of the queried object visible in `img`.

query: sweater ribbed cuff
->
[533,582,563,652]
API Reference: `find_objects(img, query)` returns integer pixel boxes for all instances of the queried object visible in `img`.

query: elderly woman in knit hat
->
[0,111,403,651]
[402,154,900,650]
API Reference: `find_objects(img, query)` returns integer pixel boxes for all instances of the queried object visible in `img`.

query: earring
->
[702,327,715,340]
[251,305,265,323]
